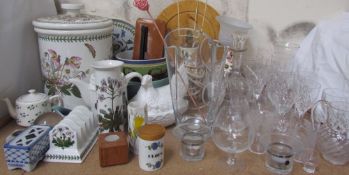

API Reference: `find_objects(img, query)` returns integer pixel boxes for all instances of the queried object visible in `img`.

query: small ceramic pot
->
[32,3,113,109]
[3,125,51,172]
[138,124,165,171]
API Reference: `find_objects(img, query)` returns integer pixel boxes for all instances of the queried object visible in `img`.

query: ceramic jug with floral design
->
[70,60,142,133]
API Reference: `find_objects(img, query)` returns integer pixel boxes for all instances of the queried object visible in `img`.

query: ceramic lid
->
[32,3,112,30]
[16,89,48,104]
[138,124,166,141]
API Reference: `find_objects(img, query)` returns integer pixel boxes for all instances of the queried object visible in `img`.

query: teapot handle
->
[124,72,143,86]
[49,94,63,108]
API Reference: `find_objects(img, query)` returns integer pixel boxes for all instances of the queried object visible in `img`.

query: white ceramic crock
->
[32,3,113,109]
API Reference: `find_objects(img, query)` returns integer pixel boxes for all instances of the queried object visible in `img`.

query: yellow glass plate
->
[157,0,220,39]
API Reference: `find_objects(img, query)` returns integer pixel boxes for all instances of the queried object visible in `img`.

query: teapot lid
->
[17,89,48,104]
[32,3,112,30]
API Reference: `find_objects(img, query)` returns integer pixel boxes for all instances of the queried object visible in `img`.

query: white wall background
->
[0,0,348,119]
[0,0,56,119]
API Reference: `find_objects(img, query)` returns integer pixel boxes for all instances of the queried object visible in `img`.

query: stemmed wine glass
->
[294,72,321,119]
[242,61,273,154]
[212,93,253,171]
[243,60,271,103]
[266,71,297,133]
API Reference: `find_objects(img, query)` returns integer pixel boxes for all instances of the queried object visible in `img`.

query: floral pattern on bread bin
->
[42,49,88,98]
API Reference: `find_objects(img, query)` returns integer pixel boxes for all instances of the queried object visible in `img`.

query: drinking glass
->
[294,73,321,118]
[293,73,321,164]
[248,109,276,154]
[212,94,253,171]
[272,40,300,71]
[261,132,304,175]
[266,72,297,132]
[243,61,271,101]
[315,101,349,165]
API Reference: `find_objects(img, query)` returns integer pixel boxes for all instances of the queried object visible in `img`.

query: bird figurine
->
[130,75,188,127]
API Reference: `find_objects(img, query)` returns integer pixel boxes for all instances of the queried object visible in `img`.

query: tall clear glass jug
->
[164,28,227,142]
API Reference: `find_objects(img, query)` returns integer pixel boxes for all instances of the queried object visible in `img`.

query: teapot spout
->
[2,98,17,119]
[69,78,93,108]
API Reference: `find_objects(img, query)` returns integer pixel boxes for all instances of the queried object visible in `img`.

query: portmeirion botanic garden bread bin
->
[32,3,113,109]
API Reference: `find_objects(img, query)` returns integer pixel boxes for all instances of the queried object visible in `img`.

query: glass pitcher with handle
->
[164,28,228,160]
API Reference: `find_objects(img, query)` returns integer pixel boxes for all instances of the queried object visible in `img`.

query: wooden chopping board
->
[157,0,220,39]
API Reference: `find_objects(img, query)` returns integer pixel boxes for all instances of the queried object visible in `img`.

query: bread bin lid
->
[32,3,112,30]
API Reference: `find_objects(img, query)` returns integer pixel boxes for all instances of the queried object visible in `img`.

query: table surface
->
[1,119,348,175]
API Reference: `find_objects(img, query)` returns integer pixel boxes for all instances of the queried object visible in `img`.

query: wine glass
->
[266,71,297,132]
[243,60,271,102]
[212,94,253,171]
[294,72,321,118]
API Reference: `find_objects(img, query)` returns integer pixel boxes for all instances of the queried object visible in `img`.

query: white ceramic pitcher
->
[70,60,142,133]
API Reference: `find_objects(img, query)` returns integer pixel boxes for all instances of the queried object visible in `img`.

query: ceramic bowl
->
[116,50,167,80]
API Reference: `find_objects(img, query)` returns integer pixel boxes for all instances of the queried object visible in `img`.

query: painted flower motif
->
[48,49,59,62]
[52,126,75,149]
[145,159,163,170]
[66,56,82,68]
[224,49,234,76]
[98,94,106,101]
[42,49,85,98]
[133,0,149,11]
[129,115,144,139]
[151,142,159,150]
[155,160,162,168]
[147,142,163,150]
[133,115,145,130]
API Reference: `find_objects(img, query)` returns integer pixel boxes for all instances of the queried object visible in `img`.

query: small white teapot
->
[3,89,60,127]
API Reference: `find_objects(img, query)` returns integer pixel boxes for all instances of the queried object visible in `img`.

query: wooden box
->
[99,132,129,167]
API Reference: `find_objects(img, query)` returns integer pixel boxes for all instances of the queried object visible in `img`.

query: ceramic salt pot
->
[3,125,51,172]
[138,124,166,171]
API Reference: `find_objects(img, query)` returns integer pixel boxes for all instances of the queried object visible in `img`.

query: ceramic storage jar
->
[32,3,113,109]
[138,124,166,171]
